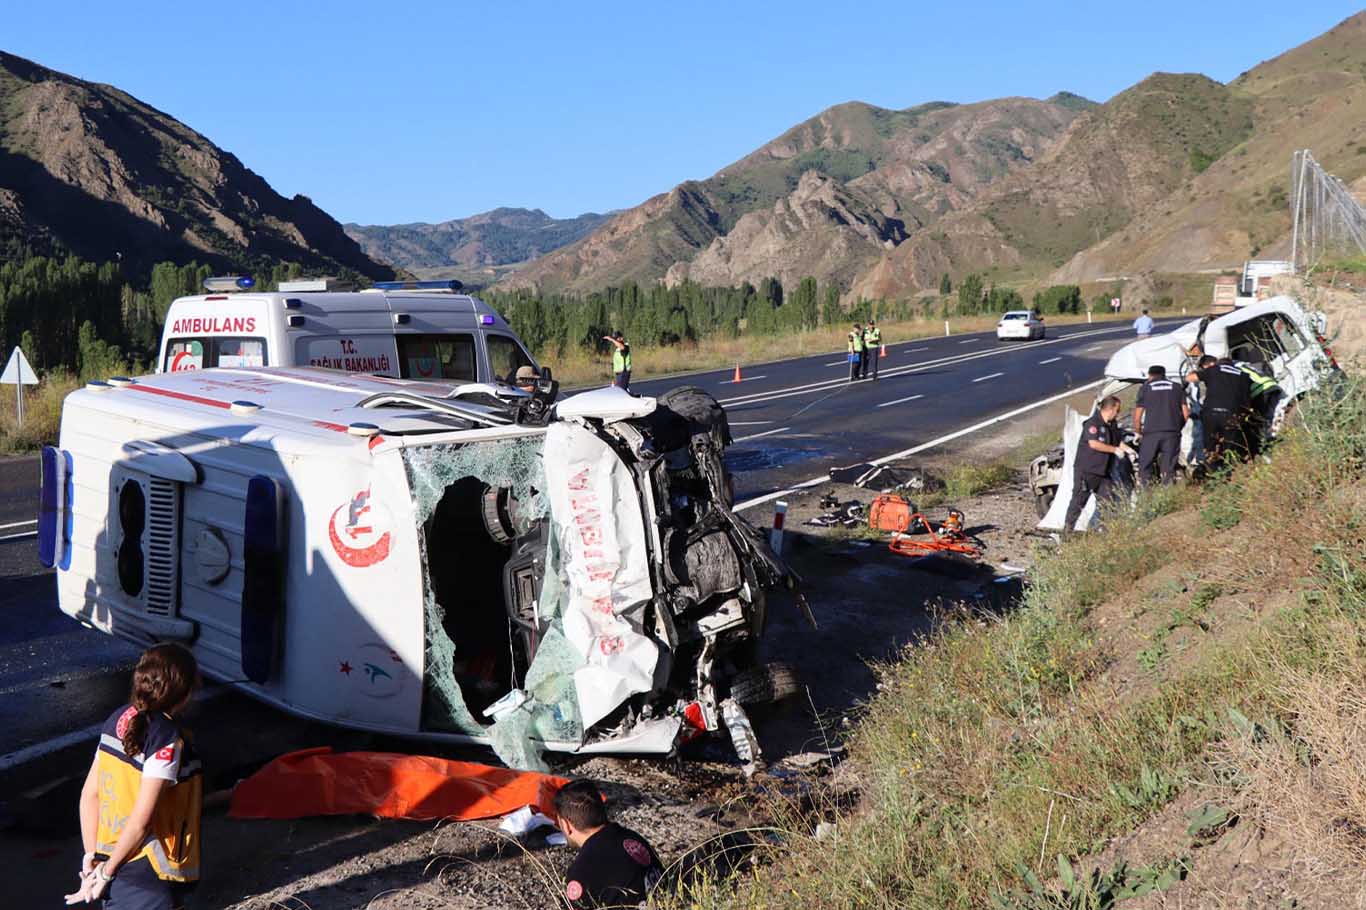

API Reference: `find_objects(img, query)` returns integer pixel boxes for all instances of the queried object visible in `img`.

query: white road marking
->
[909,347,930,353]
[733,426,791,443]
[1,530,38,542]
[0,519,37,531]
[1085,343,1107,352]
[728,421,774,426]
[720,324,1132,409]
[721,374,767,384]
[973,372,1005,383]
[825,360,850,367]
[958,339,979,345]
[0,688,230,773]
[734,378,1109,513]
[1038,357,1062,365]
[876,394,924,409]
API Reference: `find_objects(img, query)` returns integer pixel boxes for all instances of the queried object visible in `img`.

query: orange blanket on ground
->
[228,747,567,821]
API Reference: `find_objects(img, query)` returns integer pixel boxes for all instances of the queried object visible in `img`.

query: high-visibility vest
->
[1238,364,1279,397]
[613,345,631,373]
[865,327,881,347]
[848,332,865,353]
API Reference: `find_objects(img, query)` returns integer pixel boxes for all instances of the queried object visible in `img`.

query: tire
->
[729,662,801,707]
[1034,488,1056,519]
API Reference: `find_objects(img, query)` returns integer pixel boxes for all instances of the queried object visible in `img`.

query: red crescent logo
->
[415,357,435,378]
[170,351,198,372]
[328,503,392,567]
[565,880,583,901]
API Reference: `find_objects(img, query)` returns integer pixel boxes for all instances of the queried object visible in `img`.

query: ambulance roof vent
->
[347,422,380,437]
[230,400,262,415]
[107,376,136,388]
[86,380,113,391]
[203,276,255,293]
[277,277,355,293]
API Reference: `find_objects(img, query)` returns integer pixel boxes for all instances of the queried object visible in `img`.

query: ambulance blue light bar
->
[203,276,255,292]
[372,279,464,292]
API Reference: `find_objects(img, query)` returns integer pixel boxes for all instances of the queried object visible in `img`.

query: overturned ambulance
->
[40,368,804,768]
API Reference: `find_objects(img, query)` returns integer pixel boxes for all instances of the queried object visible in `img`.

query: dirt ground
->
[2,390,1094,910]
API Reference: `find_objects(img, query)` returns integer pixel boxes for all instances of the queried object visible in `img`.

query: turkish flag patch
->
[154,746,175,762]
[565,880,583,901]
[115,706,137,738]
[1088,426,1098,435]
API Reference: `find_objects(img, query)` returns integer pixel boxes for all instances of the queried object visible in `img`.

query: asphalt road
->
[0,317,1176,777]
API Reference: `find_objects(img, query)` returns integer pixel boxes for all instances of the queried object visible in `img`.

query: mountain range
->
[495,11,1366,300]
[0,51,392,279]
[344,208,612,271]
[3,13,1365,298]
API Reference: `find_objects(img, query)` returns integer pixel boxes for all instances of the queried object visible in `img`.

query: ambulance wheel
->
[1034,488,1056,518]
[729,662,801,707]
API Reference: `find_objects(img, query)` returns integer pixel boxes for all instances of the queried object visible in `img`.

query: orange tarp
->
[228,747,568,822]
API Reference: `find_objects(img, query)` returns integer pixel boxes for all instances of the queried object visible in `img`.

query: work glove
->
[64,863,111,905]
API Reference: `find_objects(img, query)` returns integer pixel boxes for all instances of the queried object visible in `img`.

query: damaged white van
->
[40,368,804,768]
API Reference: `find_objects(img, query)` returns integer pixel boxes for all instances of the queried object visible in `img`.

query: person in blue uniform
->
[68,644,202,910]
[1133,364,1190,484]
[1063,395,1133,531]
[555,779,664,909]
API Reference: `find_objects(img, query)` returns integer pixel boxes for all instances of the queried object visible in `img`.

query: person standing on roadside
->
[68,643,202,910]
[1133,364,1190,485]
[1133,308,1154,337]
[847,323,864,383]
[863,320,882,380]
[1188,355,1253,465]
[604,331,631,392]
[1063,395,1134,532]
[555,779,664,909]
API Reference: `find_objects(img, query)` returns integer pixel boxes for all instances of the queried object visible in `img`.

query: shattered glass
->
[420,589,487,735]
[405,437,548,531]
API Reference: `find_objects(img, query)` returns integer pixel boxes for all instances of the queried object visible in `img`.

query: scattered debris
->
[806,500,865,527]
[888,510,983,559]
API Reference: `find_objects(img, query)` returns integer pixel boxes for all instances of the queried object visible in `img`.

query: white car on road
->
[997,310,1045,341]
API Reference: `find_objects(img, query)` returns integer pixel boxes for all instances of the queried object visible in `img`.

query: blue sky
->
[5,1,1360,224]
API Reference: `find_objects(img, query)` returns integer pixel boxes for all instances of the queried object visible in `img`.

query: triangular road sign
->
[1,347,39,385]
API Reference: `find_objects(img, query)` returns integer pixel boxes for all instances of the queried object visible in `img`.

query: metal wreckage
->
[47,367,809,771]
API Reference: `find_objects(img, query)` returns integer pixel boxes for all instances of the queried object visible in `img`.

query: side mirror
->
[539,366,553,381]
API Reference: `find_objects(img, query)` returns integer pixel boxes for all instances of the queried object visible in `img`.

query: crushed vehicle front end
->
[407,385,804,769]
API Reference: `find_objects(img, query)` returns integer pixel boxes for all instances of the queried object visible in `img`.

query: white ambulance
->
[157,278,541,386]
[40,368,803,767]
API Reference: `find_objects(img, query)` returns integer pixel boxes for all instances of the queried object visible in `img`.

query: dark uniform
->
[1135,376,1186,484]
[1198,362,1253,462]
[564,822,664,909]
[1063,411,1120,530]
[1237,362,1282,452]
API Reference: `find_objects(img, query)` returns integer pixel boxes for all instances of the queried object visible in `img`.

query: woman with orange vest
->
[68,644,202,909]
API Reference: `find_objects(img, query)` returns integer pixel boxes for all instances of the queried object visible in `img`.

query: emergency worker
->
[1236,360,1282,451]
[863,320,882,379]
[1188,355,1254,464]
[556,779,664,909]
[847,324,865,383]
[69,644,202,910]
[1063,395,1133,531]
[1132,364,1190,484]
[604,332,631,391]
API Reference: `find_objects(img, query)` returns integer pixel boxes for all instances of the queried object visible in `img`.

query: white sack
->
[542,421,658,730]
[1037,407,1099,531]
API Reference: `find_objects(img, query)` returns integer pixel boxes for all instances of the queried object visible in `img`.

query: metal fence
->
[1290,149,1366,270]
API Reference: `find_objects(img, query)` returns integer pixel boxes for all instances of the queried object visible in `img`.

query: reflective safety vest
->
[864,327,881,348]
[95,707,202,882]
[848,332,865,353]
[1238,364,1279,398]
[612,345,631,373]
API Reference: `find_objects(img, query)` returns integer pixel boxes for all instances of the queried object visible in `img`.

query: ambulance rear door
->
[290,294,400,376]
[160,296,273,373]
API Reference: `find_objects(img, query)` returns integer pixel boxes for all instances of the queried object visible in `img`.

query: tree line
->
[0,251,1103,379]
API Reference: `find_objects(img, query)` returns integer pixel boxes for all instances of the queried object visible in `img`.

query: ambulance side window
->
[485,334,534,384]
[397,335,476,381]
[164,337,267,371]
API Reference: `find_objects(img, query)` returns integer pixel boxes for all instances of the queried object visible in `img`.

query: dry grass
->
[0,370,82,454]
[657,376,1366,909]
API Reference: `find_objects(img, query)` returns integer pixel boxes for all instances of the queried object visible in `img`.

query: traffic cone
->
[733,363,742,383]
[880,344,887,358]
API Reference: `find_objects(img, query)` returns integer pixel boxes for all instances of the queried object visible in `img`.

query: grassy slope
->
[666,372,1365,907]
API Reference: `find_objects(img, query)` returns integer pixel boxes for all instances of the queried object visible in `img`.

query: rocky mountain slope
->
[500,95,1092,293]
[344,207,611,270]
[0,51,393,278]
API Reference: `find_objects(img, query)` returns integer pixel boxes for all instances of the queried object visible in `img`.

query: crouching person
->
[556,780,664,908]
[70,643,202,909]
